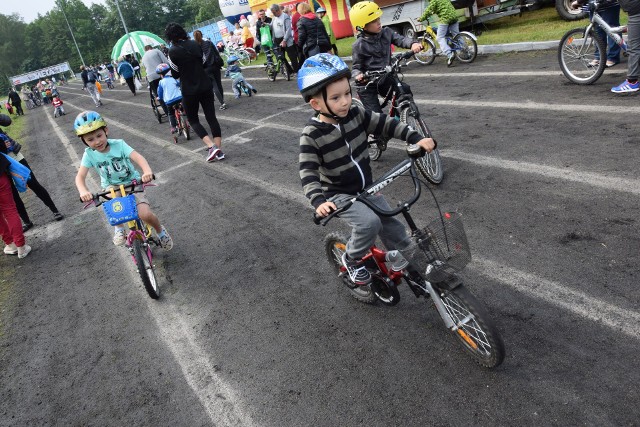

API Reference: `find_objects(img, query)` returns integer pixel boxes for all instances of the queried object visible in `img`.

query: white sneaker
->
[17,244,32,259]
[4,243,18,255]
[158,225,173,251]
[206,147,220,162]
[113,229,126,246]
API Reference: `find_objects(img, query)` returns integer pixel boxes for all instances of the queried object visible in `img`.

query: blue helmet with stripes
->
[298,53,351,102]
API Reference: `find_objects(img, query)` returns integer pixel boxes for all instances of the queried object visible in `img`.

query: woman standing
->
[165,23,224,161]
[297,3,332,58]
[193,30,227,110]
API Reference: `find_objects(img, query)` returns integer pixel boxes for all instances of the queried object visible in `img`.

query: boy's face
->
[82,127,109,152]
[364,18,382,33]
[311,77,351,119]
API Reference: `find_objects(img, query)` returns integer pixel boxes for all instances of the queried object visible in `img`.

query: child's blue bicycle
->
[83,180,161,299]
[235,80,253,97]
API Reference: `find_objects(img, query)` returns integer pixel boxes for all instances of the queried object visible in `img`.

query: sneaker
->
[158,226,173,251]
[17,244,31,259]
[605,60,618,67]
[113,229,126,246]
[219,103,227,110]
[206,147,220,162]
[341,253,372,285]
[611,80,640,94]
[588,59,600,67]
[214,150,225,160]
[447,54,455,67]
[251,88,257,94]
[3,243,18,255]
[234,95,240,99]
[170,127,177,134]
[53,212,64,221]
[22,222,33,232]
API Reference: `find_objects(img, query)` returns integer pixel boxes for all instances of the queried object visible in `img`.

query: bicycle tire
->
[181,114,190,140]
[558,27,607,85]
[415,37,437,65]
[400,108,444,184]
[244,47,257,61]
[150,94,163,123]
[324,233,376,304]
[266,65,276,82]
[237,50,250,67]
[132,238,160,299]
[453,33,478,63]
[282,63,291,81]
[437,284,504,368]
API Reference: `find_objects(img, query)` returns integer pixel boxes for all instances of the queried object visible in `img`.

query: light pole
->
[114,0,138,60]
[57,0,86,67]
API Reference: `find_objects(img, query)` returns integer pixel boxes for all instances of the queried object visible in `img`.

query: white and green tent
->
[111,31,165,61]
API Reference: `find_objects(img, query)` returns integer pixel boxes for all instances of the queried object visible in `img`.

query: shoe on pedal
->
[113,228,126,246]
[447,54,455,67]
[158,225,173,251]
[341,253,372,285]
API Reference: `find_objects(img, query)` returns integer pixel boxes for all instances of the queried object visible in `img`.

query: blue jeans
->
[592,5,621,62]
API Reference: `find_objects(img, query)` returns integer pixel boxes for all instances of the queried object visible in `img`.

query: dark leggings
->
[207,68,225,104]
[182,90,221,139]
[11,159,59,224]
[125,77,136,94]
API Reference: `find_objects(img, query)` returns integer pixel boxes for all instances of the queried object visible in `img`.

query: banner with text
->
[10,62,71,86]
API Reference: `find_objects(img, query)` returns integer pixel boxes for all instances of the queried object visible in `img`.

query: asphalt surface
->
[1,49,639,426]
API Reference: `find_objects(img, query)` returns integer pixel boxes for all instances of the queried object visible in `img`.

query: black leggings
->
[182,90,221,139]
[207,68,225,104]
[125,77,136,94]
[11,159,59,224]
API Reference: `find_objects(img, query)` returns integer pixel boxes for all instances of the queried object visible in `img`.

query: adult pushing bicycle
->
[354,50,444,184]
[317,145,505,368]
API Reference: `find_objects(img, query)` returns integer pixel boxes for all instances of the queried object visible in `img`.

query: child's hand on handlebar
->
[411,43,423,53]
[79,191,93,203]
[141,172,154,183]
[316,201,337,218]
[417,137,435,153]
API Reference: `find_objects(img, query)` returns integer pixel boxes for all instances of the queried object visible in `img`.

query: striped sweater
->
[299,104,423,208]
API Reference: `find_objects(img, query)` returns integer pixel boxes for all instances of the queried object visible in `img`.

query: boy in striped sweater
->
[298,54,435,285]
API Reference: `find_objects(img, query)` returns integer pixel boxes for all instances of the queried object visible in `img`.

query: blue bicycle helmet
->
[227,55,239,64]
[74,111,107,136]
[155,63,171,75]
[298,53,351,102]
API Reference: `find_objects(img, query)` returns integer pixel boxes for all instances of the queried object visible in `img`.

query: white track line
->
[45,107,255,426]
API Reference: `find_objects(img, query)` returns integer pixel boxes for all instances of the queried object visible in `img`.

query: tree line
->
[0,0,222,93]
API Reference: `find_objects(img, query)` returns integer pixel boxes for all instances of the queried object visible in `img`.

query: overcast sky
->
[7,0,107,23]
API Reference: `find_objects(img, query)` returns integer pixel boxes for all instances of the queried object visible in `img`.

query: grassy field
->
[2,112,27,140]
[248,4,627,64]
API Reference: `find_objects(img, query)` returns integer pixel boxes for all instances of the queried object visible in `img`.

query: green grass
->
[3,112,27,140]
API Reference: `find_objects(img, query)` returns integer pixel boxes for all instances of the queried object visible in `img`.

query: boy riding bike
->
[224,55,258,98]
[417,0,460,66]
[350,1,423,116]
[73,111,173,250]
[155,63,183,134]
[297,54,435,285]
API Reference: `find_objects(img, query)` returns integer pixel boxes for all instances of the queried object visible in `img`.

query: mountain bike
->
[558,0,628,84]
[317,145,505,368]
[415,18,478,66]
[171,101,191,143]
[265,46,291,82]
[83,180,162,299]
[354,50,444,185]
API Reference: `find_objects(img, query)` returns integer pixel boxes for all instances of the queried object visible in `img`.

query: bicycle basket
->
[102,194,138,226]
[401,212,471,283]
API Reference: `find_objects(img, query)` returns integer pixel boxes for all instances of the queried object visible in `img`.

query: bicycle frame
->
[586,10,627,50]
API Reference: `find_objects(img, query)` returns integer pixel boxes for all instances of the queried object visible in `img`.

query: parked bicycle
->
[415,18,478,66]
[171,101,191,143]
[221,43,257,66]
[318,144,505,368]
[83,180,162,299]
[354,50,443,184]
[558,0,628,84]
[265,47,291,82]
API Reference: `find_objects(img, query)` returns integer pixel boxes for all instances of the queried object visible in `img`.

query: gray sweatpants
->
[627,13,640,80]
[330,193,412,260]
[86,82,101,107]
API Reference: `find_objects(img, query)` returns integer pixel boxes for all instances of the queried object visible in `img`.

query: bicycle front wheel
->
[453,33,477,63]
[237,50,250,66]
[132,239,160,299]
[438,284,504,368]
[415,37,437,65]
[400,108,443,184]
[558,27,607,84]
[282,64,291,81]
[324,233,376,304]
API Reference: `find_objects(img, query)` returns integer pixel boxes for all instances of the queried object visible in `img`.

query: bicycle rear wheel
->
[132,238,160,299]
[415,37,437,65]
[237,50,250,66]
[244,47,257,61]
[437,284,504,368]
[558,27,607,84]
[324,233,376,304]
[282,63,291,81]
[181,114,190,140]
[453,33,477,63]
[400,108,443,184]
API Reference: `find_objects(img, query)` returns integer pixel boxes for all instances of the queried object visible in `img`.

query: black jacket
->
[297,14,331,55]
[351,27,415,80]
[168,39,212,96]
[8,91,21,104]
[619,0,640,14]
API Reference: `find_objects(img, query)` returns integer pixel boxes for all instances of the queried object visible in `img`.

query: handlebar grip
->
[407,144,425,158]
[313,213,323,225]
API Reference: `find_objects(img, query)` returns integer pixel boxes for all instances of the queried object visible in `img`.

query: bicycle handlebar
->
[81,176,156,208]
[313,145,426,226]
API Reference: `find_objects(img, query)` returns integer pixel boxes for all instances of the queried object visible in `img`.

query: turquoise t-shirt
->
[80,139,141,188]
